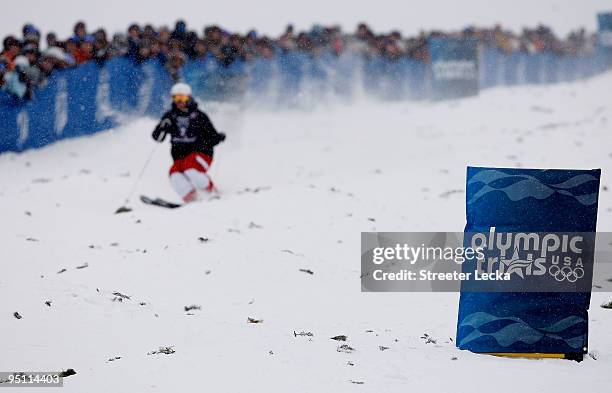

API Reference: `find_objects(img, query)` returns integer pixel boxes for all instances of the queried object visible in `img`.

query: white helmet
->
[170,82,192,97]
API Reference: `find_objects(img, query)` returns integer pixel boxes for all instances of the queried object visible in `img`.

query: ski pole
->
[115,144,159,214]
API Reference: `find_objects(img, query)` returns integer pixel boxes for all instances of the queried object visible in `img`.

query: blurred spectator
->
[108,33,128,58]
[73,36,94,64]
[2,56,34,99]
[127,23,142,60]
[46,32,59,48]
[165,49,186,82]
[0,19,601,99]
[92,29,109,63]
[1,36,22,70]
[22,24,41,48]
[193,39,208,60]
[72,21,88,44]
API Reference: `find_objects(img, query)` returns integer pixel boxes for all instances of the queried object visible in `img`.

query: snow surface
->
[1,0,609,42]
[1,73,612,392]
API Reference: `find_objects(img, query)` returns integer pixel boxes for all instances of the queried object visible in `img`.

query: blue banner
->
[598,12,612,66]
[457,167,601,357]
[598,12,612,45]
[429,37,479,100]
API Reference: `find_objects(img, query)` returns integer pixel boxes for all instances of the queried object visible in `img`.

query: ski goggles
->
[172,94,190,103]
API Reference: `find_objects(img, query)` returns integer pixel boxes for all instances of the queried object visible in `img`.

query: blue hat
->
[24,24,40,36]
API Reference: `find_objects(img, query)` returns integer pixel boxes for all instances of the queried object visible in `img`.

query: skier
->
[152,83,226,202]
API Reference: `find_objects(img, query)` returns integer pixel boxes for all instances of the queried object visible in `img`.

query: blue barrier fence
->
[1,46,611,153]
[0,58,173,153]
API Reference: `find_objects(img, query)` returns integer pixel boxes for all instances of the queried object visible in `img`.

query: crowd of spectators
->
[0,20,598,100]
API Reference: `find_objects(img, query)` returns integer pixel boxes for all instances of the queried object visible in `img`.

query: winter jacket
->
[152,100,226,160]
[2,71,27,98]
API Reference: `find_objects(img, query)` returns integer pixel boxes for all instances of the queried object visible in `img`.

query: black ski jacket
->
[152,100,226,160]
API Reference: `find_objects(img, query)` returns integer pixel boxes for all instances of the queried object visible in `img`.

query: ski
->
[140,195,183,209]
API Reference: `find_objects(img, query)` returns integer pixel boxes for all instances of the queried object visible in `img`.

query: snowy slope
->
[1,73,612,392]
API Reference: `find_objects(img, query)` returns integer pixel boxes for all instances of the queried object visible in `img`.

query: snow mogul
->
[152,83,226,202]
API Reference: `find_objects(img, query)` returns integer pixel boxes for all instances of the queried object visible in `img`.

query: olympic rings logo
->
[548,264,584,282]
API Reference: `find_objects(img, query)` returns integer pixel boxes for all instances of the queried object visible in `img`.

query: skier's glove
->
[152,118,172,142]
[218,132,226,142]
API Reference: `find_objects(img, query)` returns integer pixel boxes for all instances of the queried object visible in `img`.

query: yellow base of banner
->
[487,353,566,359]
